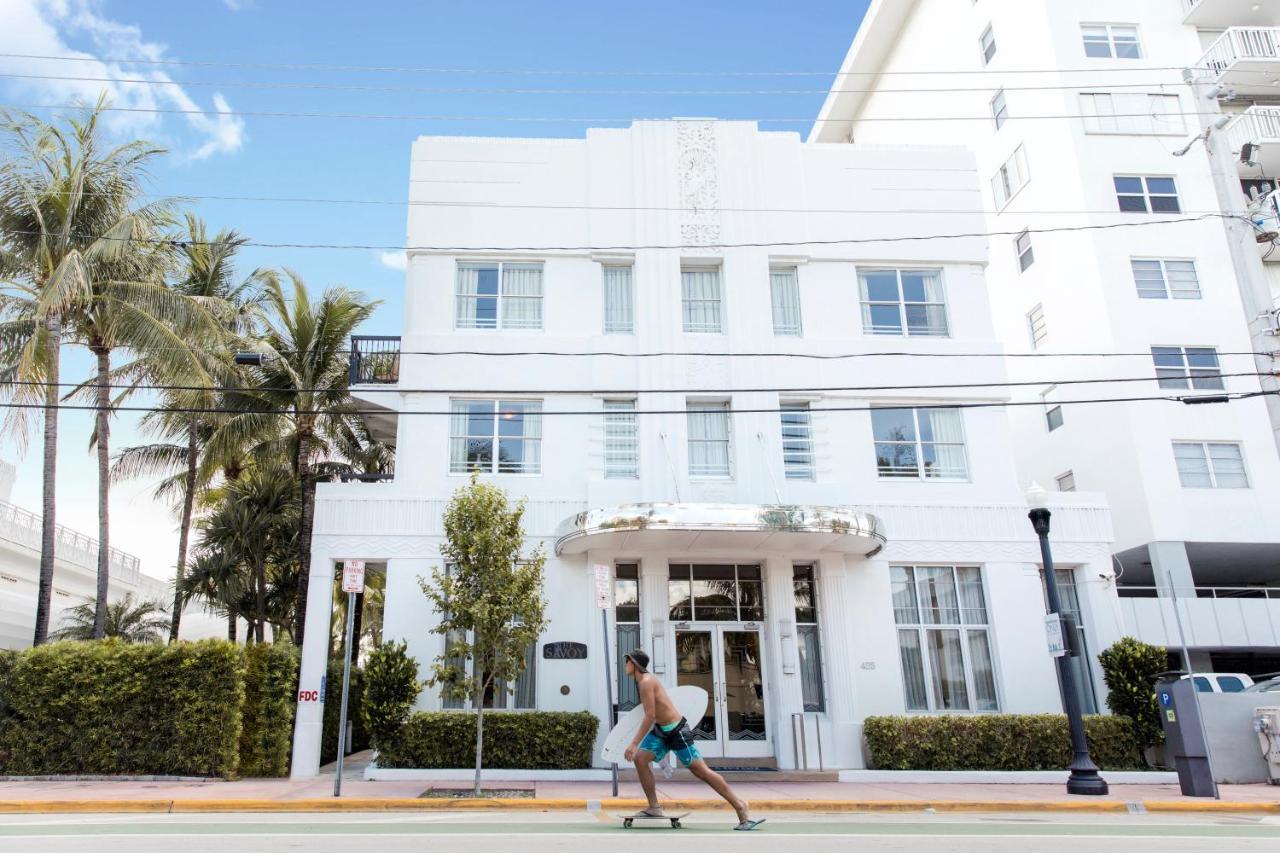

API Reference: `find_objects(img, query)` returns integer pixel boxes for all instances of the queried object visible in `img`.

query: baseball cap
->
[625,648,650,672]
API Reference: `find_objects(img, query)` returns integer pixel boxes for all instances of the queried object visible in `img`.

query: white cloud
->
[0,0,246,160]
[378,251,408,271]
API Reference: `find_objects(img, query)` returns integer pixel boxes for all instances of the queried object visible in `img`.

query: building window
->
[1027,303,1047,349]
[1080,93,1183,135]
[991,89,1008,130]
[769,267,803,336]
[1132,259,1200,300]
[1082,24,1141,59]
[991,145,1029,208]
[603,265,634,334]
[1045,405,1064,432]
[687,401,731,477]
[604,400,639,479]
[780,402,815,481]
[681,267,723,333]
[1015,230,1034,271]
[615,563,641,711]
[669,564,764,622]
[1039,568,1099,714]
[439,574,538,711]
[1153,346,1224,390]
[793,565,825,712]
[871,407,968,480]
[980,24,997,65]
[1114,176,1180,213]
[455,262,543,330]
[892,565,998,712]
[1173,442,1249,488]
[1056,471,1077,492]
[858,268,948,337]
[449,399,542,474]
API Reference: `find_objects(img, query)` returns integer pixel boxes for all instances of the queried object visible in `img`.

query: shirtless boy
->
[622,648,764,831]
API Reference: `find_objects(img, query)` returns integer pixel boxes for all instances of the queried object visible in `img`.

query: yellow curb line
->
[1143,800,1280,814]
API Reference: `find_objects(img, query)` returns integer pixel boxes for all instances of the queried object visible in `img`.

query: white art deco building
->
[290,120,1124,776]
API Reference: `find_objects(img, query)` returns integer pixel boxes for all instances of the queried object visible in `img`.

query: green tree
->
[1098,636,1168,758]
[419,476,547,796]
[49,593,169,643]
[178,548,249,641]
[362,640,420,752]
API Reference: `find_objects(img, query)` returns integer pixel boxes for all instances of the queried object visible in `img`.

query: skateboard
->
[621,812,689,829]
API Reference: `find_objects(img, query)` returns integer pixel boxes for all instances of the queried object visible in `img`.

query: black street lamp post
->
[1027,484,1109,796]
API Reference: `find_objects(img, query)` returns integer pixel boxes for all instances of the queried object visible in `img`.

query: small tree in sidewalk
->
[1098,636,1168,760]
[419,475,547,796]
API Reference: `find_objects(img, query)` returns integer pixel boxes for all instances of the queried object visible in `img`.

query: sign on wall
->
[543,641,589,660]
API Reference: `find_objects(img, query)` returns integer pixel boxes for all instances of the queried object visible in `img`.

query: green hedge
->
[863,714,1142,771]
[321,660,368,765]
[239,643,300,777]
[377,711,599,770]
[0,640,245,777]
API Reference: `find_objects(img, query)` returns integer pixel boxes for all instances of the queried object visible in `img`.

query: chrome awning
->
[554,502,885,557]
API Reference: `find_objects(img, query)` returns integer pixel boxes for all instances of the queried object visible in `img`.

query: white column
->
[1150,541,1195,596]
[764,555,804,769]
[289,546,338,778]
[639,554,668,678]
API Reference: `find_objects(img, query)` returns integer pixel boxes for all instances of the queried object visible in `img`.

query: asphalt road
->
[2,810,1277,852]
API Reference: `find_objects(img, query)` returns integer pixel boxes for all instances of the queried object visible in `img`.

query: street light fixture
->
[233,351,265,366]
[1026,482,1109,796]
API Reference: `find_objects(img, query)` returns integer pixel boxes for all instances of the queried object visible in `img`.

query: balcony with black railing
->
[349,335,401,385]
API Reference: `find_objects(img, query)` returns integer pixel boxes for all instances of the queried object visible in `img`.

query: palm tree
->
[179,549,249,642]
[50,593,170,643]
[0,97,168,645]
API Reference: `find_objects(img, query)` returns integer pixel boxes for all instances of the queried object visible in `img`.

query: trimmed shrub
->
[1099,637,1167,753]
[362,641,421,751]
[863,714,1142,771]
[377,711,598,770]
[239,643,300,777]
[321,660,368,765]
[0,639,244,777]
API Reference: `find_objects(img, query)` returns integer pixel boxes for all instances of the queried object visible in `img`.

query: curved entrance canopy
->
[554,502,885,557]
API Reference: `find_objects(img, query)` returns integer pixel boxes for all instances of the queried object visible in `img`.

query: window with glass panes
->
[769,268,802,336]
[1152,346,1223,390]
[604,400,639,478]
[980,24,996,64]
[602,265,634,334]
[439,565,537,710]
[991,89,1008,130]
[1173,442,1249,488]
[681,267,723,333]
[614,563,641,711]
[991,145,1029,208]
[1056,470,1077,492]
[892,565,999,712]
[1114,176,1180,213]
[1131,259,1200,299]
[1027,303,1047,349]
[858,268,948,336]
[1082,24,1141,59]
[871,407,968,480]
[1015,230,1034,271]
[687,401,732,477]
[668,564,764,622]
[455,262,544,330]
[793,565,824,712]
[1039,568,1099,714]
[1045,405,1064,432]
[780,402,815,481]
[449,399,542,474]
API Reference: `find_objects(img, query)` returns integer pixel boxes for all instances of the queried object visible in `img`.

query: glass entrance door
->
[674,627,770,758]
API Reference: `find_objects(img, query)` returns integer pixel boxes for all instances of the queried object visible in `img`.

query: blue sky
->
[0,0,869,582]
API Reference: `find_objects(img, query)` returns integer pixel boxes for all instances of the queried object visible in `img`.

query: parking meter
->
[1154,671,1217,798]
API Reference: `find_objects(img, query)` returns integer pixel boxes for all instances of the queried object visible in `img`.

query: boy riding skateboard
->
[622,649,764,831]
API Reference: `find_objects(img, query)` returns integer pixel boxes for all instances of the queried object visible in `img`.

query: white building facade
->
[290,120,1124,776]
[810,0,1280,675]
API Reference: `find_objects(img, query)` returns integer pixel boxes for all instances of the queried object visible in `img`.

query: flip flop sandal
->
[734,818,766,831]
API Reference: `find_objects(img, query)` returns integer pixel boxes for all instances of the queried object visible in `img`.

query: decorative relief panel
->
[677,121,721,249]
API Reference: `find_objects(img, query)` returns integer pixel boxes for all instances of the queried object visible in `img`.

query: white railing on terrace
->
[1227,105,1280,153]
[0,498,141,586]
[1117,585,1280,648]
[1201,27,1280,76]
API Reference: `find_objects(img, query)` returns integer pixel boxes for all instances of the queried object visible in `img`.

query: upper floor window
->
[1153,346,1224,390]
[1114,176,1180,213]
[980,24,997,65]
[1027,303,1047,349]
[603,265,634,334]
[1045,404,1064,432]
[990,89,1008,130]
[1056,471,1077,492]
[780,402,815,481]
[687,400,731,477]
[1082,24,1141,59]
[456,262,543,330]
[669,563,763,622]
[1015,230,1034,271]
[991,145,1029,208]
[449,399,542,475]
[1080,93,1183,136]
[859,269,948,337]
[770,267,803,336]
[1173,442,1248,489]
[1132,259,1200,300]
[681,267,723,333]
[603,399,639,479]
[872,407,968,480]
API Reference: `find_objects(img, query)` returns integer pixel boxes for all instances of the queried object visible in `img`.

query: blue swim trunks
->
[638,719,702,767]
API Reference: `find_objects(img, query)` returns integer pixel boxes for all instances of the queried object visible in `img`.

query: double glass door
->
[674,627,769,758]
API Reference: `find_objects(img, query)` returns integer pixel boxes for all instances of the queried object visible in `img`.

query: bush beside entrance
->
[863,714,1142,770]
[376,711,598,770]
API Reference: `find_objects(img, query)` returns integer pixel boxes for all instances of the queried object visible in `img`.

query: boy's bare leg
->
[633,753,663,814]
[689,760,749,823]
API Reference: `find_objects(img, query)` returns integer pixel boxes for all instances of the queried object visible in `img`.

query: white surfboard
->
[599,684,709,765]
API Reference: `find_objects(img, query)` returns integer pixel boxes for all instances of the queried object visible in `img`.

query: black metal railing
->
[338,472,395,483]
[349,335,401,385]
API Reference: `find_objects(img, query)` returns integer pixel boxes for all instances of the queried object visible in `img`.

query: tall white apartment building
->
[291,120,1122,777]
[811,1,1280,676]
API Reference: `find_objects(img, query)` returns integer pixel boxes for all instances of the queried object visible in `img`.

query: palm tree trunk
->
[33,316,60,646]
[254,556,266,644]
[92,346,111,640]
[170,417,199,643]
[293,429,316,644]
[227,611,237,642]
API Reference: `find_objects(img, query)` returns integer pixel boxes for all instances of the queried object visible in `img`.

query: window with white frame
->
[1027,303,1047,349]
[780,402,815,481]
[858,268,949,337]
[1153,346,1224,390]
[991,89,1008,130]
[681,267,723,333]
[980,24,997,65]
[602,265,634,334]
[1114,176,1180,213]
[1173,442,1249,488]
[1045,405,1064,432]
[687,401,731,477]
[1015,230,1034,271]
[793,565,825,712]
[1131,259,1201,299]
[1082,24,1141,59]
[603,399,639,478]
[440,566,537,710]
[449,399,542,474]
[455,262,543,330]
[1079,92,1183,136]
[1056,470,1077,492]
[614,563,641,711]
[892,565,999,712]
[991,145,1029,208]
[769,267,803,336]
[871,407,968,480]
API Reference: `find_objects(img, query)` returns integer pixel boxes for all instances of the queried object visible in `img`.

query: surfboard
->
[599,684,709,765]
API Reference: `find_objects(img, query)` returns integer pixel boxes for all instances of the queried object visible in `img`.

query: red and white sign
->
[342,560,366,594]
[593,564,611,610]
